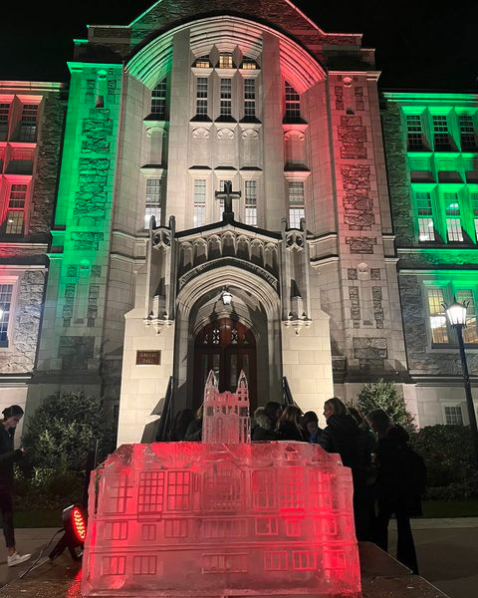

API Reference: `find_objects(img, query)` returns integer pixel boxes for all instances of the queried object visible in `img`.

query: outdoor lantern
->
[49,504,87,561]
[444,299,468,327]
[221,288,233,306]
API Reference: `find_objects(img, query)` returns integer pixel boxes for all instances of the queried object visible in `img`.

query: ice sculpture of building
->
[82,373,361,596]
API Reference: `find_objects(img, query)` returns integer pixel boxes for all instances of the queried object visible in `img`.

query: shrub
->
[15,466,84,511]
[22,391,116,472]
[357,379,415,432]
[410,424,478,500]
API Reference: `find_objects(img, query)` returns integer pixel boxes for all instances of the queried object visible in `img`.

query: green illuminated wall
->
[37,63,123,385]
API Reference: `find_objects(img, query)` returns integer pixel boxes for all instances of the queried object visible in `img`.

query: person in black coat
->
[0,405,30,567]
[276,406,305,442]
[367,409,420,575]
[319,397,370,541]
[251,402,282,441]
[301,411,322,443]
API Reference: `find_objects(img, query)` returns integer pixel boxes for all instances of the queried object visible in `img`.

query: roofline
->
[383,91,478,102]
[171,216,283,241]
[0,80,64,91]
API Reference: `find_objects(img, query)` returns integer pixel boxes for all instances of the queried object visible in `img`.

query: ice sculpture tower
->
[82,371,361,597]
[202,370,250,444]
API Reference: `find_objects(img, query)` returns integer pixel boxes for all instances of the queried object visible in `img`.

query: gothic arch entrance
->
[194,318,257,411]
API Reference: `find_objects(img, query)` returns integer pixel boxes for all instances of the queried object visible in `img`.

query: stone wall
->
[381,102,415,246]
[0,270,45,374]
[29,92,65,239]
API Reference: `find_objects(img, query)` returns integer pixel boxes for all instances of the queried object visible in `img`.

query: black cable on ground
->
[0,527,63,589]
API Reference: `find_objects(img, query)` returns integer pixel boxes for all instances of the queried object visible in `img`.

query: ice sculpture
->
[82,372,361,597]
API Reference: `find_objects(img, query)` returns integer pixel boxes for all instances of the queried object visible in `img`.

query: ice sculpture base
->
[82,442,361,597]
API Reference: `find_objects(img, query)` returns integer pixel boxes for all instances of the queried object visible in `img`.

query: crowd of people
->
[171,397,426,575]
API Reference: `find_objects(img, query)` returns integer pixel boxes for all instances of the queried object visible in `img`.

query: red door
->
[194,318,257,411]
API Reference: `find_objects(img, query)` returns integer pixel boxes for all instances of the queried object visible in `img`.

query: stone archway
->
[173,265,281,413]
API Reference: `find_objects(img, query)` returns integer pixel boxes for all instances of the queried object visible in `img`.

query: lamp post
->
[444,299,478,466]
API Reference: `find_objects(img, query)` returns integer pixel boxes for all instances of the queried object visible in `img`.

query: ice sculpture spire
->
[202,370,251,444]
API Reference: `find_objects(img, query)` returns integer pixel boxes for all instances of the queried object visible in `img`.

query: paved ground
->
[0,520,476,597]
[390,518,478,598]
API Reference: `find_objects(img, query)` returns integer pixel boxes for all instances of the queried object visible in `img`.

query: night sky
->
[1,1,477,91]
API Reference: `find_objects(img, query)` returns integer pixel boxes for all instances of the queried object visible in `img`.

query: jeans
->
[0,492,15,548]
[375,493,419,574]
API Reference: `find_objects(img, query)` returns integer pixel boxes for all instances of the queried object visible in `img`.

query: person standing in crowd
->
[184,404,204,441]
[276,405,304,441]
[301,411,322,443]
[169,409,195,441]
[318,398,370,541]
[251,401,282,441]
[367,409,423,574]
[0,405,31,566]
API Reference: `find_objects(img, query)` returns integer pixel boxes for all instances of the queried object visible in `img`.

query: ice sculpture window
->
[164,520,188,538]
[293,551,317,571]
[104,475,131,513]
[133,555,157,575]
[202,554,248,574]
[255,517,279,536]
[264,551,288,571]
[166,471,191,511]
[286,519,302,537]
[203,519,247,538]
[280,467,304,509]
[104,522,128,541]
[252,470,277,510]
[139,471,165,513]
[142,524,156,541]
[205,464,242,511]
[102,556,125,575]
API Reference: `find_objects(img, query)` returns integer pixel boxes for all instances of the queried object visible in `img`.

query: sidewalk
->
[390,518,478,598]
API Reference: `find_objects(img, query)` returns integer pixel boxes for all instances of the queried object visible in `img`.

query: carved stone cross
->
[215,180,242,218]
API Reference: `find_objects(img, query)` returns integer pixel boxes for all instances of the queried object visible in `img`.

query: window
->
[444,193,463,241]
[243,79,256,119]
[459,115,476,150]
[286,519,301,537]
[102,556,126,576]
[151,79,167,119]
[138,471,165,513]
[241,57,257,70]
[219,53,233,69]
[288,181,305,229]
[5,184,27,235]
[444,406,464,425]
[280,467,304,509]
[427,288,448,344]
[245,180,257,226]
[471,193,478,241]
[193,180,206,227]
[18,104,38,142]
[0,103,10,140]
[145,179,162,227]
[202,554,247,574]
[255,517,278,536]
[292,551,317,571]
[432,115,451,150]
[166,471,190,511]
[406,115,424,150]
[195,56,211,68]
[0,284,13,347]
[164,519,188,538]
[416,192,435,241]
[196,78,208,118]
[456,289,478,344]
[252,470,277,510]
[285,82,301,121]
[133,555,157,575]
[264,552,288,572]
[220,79,232,117]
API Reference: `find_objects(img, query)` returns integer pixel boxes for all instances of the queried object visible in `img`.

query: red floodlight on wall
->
[49,504,87,561]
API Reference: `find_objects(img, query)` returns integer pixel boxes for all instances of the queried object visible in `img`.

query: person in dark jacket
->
[0,405,30,567]
[276,406,304,442]
[367,409,420,574]
[184,405,203,441]
[169,409,195,441]
[251,402,281,441]
[319,397,370,541]
[301,411,322,443]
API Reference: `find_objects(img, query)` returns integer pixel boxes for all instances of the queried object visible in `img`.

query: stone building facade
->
[0,80,65,433]
[1,2,476,443]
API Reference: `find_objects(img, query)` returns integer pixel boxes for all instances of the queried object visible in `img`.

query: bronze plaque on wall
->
[136,350,161,365]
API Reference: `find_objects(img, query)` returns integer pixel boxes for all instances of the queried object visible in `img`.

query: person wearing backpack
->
[367,409,424,575]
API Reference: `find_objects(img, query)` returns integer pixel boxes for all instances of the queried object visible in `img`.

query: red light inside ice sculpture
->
[82,370,361,597]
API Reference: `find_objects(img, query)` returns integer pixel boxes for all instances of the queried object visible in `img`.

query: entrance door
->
[194,318,257,410]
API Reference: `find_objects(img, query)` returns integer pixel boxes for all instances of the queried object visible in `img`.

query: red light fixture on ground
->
[49,504,87,561]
